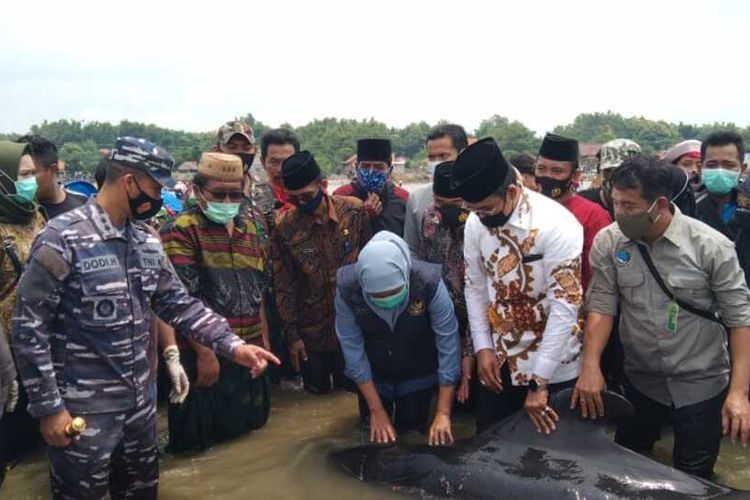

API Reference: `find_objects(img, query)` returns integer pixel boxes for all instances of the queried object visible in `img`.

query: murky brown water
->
[4,385,749,499]
[4,180,749,498]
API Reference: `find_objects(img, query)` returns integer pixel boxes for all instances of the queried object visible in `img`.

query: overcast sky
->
[1,0,748,136]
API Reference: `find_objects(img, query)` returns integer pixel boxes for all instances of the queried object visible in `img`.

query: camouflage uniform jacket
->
[11,199,244,418]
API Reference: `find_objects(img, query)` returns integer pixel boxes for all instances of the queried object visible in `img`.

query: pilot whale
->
[331,389,745,499]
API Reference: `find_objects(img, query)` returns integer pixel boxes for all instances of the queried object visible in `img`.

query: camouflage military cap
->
[217,120,255,145]
[599,139,641,171]
[109,136,176,187]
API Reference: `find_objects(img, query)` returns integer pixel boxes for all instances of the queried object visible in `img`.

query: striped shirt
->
[161,206,270,343]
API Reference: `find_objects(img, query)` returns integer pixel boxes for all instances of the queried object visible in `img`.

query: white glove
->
[5,379,19,413]
[163,346,190,405]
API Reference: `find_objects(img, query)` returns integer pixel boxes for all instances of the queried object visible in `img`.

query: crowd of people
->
[0,120,749,498]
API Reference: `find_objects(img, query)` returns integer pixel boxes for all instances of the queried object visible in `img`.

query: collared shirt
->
[404,184,434,257]
[418,203,473,356]
[271,194,371,351]
[586,208,750,408]
[335,280,460,392]
[11,199,244,417]
[160,206,270,343]
[333,181,408,237]
[696,192,738,240]
[464,188,584,386]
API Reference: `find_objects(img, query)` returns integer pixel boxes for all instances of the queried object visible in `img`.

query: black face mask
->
[438,205,470,230]
[689,171,702,189]
[295,189,324,214]
[735,207,750,230]
[536,175,572,199]
[128,178,163,220]
[238,153,256,172]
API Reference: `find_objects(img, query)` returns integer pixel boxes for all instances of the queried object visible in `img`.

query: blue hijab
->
[355,231,411,330]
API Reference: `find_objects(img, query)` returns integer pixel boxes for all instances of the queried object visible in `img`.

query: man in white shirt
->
[452,137,584,434]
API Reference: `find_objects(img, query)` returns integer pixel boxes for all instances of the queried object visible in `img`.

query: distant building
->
[579,143,601,173]
[174,161,198,182]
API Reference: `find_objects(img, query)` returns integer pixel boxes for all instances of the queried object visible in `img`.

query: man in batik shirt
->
[418,161,473,405]
[453,138,584,435]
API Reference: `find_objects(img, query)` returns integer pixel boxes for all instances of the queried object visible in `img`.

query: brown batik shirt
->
[271,194,371,352]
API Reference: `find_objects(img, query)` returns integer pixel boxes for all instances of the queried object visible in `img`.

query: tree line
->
[2,111,749,177]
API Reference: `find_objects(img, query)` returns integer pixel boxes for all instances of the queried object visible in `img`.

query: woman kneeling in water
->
[335,231,461,446]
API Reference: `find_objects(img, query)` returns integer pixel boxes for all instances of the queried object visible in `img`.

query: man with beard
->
[535,133,611,291]
[662,139,702,191]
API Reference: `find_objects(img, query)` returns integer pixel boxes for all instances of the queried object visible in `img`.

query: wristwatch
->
[528,379,549,392]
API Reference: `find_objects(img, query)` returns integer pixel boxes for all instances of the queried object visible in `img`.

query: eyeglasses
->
[201,189,245,202]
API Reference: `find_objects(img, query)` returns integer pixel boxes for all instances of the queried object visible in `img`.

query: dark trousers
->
[358,386,436,433]
[1,382,42,460]
[167,349,271,453]
[615,379,726,480]
[475,365,576,433]
[47,403,158,500]
[301,350,350,394]
[600,315,625,394]
[0,417,4,489]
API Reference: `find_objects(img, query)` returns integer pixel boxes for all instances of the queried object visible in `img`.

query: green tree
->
[59,140,103,175]
[475,115,539,155]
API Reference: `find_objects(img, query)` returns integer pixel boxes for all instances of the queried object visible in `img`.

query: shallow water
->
[4,385,749,499]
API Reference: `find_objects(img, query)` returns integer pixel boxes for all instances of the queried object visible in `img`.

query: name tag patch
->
[80,255,120,274]
[139,255,161,269]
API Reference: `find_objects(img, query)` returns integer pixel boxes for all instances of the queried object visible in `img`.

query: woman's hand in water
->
[428,413,454,446]
[369,408,397,444]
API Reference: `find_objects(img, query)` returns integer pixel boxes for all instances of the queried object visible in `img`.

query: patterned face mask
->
[357,168,388,193]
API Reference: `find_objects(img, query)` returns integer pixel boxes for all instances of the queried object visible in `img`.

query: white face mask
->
[426,160,442,177]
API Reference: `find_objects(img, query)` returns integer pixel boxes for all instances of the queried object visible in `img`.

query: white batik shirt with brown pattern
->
[464,188,585,386]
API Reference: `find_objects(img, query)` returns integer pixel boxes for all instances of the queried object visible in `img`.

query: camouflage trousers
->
[47,403,158,500]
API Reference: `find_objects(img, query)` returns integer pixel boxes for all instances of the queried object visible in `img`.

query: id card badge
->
[667,301,679,333]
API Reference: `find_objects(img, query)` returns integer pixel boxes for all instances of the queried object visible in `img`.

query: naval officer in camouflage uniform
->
[11,137,279,500]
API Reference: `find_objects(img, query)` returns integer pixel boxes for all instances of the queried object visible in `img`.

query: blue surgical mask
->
[702,168,739,195]
[204,201,241,225]
[369,286,408,309]
[14,177,38,203]
[357,168,388,193]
